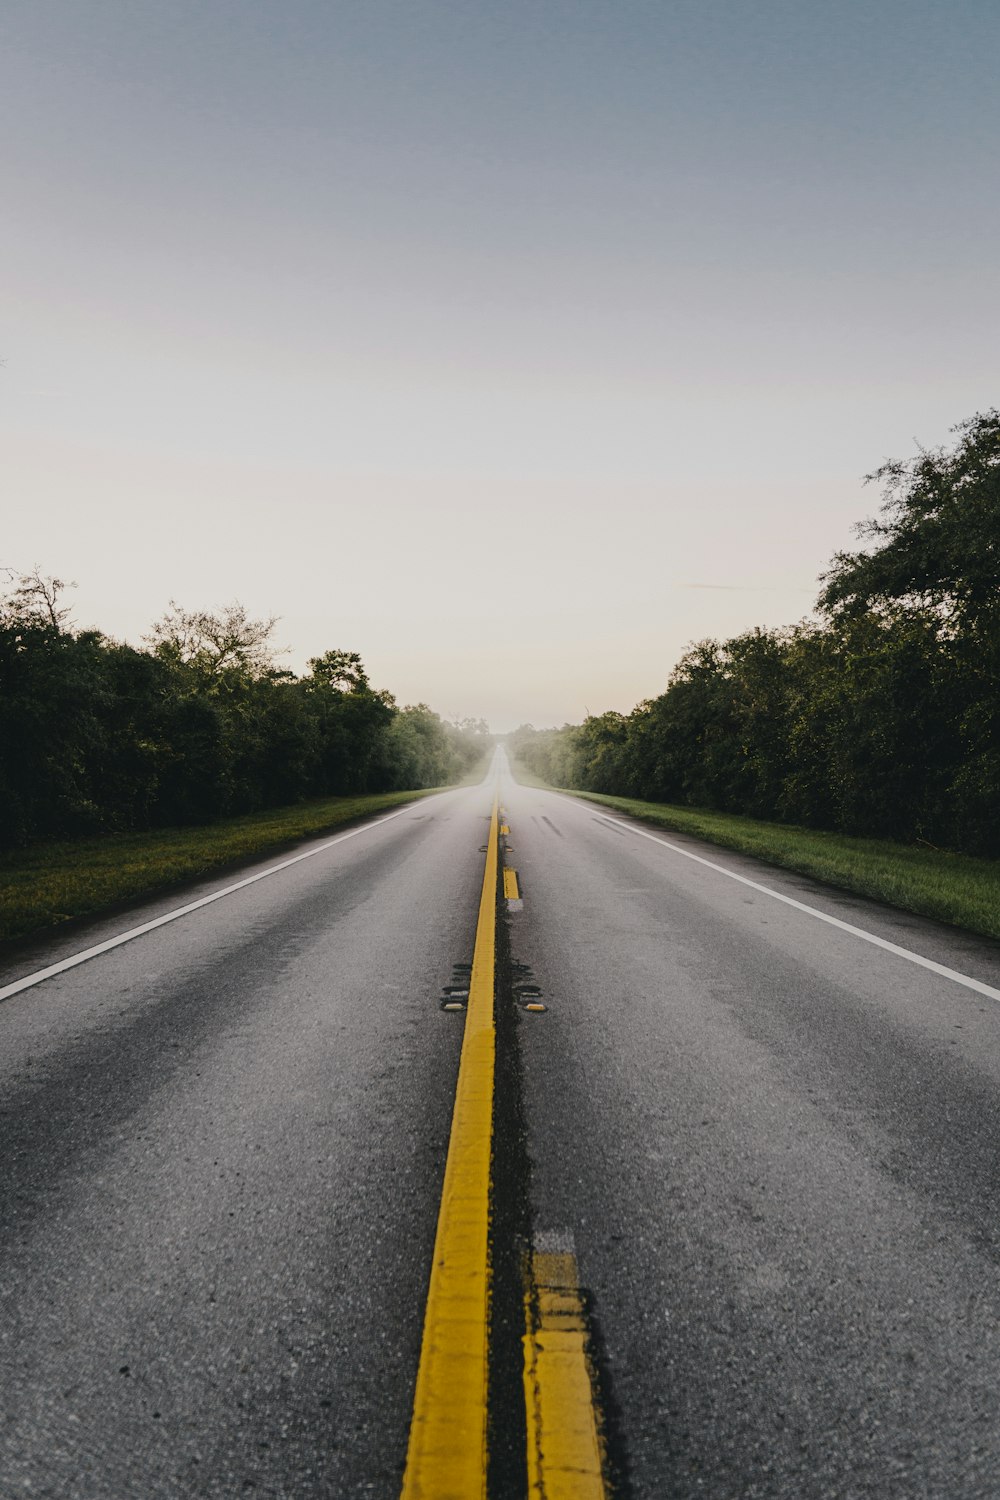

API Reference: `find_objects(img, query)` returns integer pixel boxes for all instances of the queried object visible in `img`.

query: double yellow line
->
[402,796,607,1499]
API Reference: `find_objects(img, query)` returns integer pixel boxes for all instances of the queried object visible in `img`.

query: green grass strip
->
[0,787,450,945]
[513,768,1000,942]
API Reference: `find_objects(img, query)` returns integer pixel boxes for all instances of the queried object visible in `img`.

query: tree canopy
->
[0,581,490,849]
[819,408,1000,633]
[512,408,1000,856]
[144,601,284,684]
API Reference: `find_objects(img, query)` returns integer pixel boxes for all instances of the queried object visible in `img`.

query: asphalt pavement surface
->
[4,751,1000,1497]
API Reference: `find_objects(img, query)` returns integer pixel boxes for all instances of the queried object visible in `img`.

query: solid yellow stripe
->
[503,867,520,900]
[401,795,499,1500]
[523,1251,607,1500]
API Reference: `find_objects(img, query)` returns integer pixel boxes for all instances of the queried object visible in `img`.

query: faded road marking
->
[523,1232,607,1499]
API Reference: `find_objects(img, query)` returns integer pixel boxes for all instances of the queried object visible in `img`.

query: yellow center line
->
[523,1247,608,1499]
[401,793,499,1500]
[503,867,520,900]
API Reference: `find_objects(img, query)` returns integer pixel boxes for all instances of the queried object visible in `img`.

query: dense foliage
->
[0,580,489,849]
[511,410,1000,856]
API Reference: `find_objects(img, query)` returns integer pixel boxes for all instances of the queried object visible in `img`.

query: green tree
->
[307,650,370,693]
[145,601,283,685]
[819,409,1000,632]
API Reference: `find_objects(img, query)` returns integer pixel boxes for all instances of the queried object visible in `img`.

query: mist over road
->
[3,752,1000,1497]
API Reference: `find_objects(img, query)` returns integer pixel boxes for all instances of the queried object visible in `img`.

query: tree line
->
[0,581,490,849]
[511,409,1000,857]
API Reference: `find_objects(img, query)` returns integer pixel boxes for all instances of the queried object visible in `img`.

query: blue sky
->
[3,1,998,726]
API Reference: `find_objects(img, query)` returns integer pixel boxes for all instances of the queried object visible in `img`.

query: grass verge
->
[0,787,453,946]
[512,767,1000,942]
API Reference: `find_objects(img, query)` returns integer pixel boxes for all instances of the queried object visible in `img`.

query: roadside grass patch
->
[512,768,1000,942]
[0,788,449,945]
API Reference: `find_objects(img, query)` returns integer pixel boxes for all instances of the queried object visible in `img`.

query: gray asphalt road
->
[0,786,492,1498]
[501,765,1000,1498]
[5,757,1000,1498]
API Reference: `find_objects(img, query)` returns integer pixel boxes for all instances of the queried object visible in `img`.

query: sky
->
[2,0,998,730]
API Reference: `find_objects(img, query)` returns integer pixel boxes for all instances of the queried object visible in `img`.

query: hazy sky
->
[3,1,998,729]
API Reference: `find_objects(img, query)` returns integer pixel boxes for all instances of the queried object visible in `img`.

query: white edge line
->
[589,812,1000,1006]
[0,800,432,1004]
